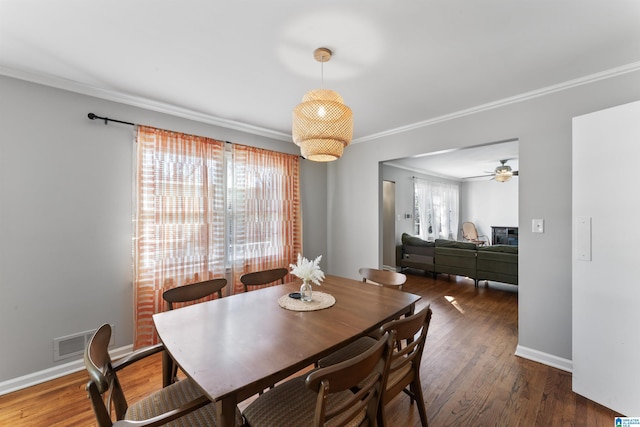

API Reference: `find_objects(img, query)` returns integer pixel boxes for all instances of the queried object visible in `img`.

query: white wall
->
[0,75,327,386]
[461,178,518,242]
[327,69,640,367]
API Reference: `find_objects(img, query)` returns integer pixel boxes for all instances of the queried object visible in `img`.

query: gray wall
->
[327,70,640,363]
[0,75,327,383]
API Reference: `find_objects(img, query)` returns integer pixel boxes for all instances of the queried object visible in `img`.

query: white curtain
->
[414,178,459,241]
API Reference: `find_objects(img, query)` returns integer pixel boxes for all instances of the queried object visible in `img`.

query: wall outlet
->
[532,219,544,233]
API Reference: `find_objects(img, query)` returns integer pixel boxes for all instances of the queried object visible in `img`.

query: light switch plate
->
[532,219,544,233]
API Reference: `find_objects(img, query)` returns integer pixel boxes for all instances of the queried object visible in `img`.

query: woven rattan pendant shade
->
[292,48,353,162]
[293,89,353,161]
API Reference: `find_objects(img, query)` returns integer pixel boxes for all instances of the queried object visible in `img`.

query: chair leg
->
[411,378,429,427]
[171,361,179,383]
[377,400,388,427]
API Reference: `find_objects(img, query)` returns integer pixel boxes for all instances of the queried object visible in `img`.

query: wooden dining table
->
[153,274,421,427]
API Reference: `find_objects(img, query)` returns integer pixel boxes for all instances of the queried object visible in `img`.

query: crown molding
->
[3,61,640,145]
[353,61,640,144]
[0,66,292,142]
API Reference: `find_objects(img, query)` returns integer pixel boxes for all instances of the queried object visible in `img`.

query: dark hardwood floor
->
[0,271,621,426]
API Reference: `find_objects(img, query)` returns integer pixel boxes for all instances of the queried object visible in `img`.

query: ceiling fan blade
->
[465,173,494,179]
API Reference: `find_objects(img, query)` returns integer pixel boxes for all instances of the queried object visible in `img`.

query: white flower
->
[289,253,324,286]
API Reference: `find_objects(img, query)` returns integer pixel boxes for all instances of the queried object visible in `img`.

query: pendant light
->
[292,48,353,162]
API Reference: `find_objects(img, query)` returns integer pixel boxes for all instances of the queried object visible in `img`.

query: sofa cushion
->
[401,233,435,247]
[435,239,477,250]
[478,245,518,254]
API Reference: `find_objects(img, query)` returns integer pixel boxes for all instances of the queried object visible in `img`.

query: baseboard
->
[0,344,133,396]
[515,344,573,373]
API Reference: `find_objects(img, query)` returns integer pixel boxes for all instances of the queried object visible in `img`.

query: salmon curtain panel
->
[133,126,226,348]
[230,144,301,295]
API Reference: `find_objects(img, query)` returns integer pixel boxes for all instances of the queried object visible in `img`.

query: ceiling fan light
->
[495,171,513,182]
[495,164,512,175]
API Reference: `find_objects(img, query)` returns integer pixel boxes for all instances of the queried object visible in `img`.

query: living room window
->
[133,126,300,347]
[413,178,459,241]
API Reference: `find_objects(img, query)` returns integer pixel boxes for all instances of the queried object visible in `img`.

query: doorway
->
[382,180,396,269]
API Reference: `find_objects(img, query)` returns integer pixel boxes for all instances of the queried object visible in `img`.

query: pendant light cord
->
[320,54,325,89]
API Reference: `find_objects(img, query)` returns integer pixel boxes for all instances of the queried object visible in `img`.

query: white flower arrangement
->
[289,253,325,286]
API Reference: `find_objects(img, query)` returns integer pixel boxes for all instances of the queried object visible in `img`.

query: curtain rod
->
[87,112,300,156]
[87,113,232,146]
[88,113,135,126]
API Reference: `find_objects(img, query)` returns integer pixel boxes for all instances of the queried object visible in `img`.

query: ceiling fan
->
[491,159,518,182]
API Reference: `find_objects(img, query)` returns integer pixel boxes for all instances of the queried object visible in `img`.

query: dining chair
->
[84,323,242,427]
[358,267,407,290]
[358,268,412,319]
[359,267,407,291]
[162,278,227,310]
[240,267,288,292]
[242,331,395,427]
[162,278,228,384]
[317,305,433,427]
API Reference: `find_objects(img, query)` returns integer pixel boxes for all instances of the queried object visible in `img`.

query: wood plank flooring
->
[0,271,622,426]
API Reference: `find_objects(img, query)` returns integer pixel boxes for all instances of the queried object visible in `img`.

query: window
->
[413,178,459,241]
[133,126,300,347]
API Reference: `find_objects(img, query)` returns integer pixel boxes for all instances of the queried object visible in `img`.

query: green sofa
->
[433,239,479,282]
[476,244,518,285]
[395,233,435,272]
[396,233,518,286]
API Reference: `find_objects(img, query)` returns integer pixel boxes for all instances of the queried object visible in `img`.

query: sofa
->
[396,233,518,286]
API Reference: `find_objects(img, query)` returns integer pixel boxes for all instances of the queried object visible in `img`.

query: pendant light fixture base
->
[313,48,332,63]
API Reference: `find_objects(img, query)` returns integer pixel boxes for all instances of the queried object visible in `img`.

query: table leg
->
[216,396,239,427]
[162,350,172,387]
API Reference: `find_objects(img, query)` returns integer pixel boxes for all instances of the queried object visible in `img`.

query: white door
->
[572,100,640,415]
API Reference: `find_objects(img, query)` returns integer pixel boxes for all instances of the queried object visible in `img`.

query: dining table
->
[152,274,421,427]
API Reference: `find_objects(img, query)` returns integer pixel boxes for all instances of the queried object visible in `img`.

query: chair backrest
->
[305,331,395,427]
[162,278,227,310]
[378,305,432,402]
[240,267,288,292]
[84,324,127,426]
[359,267,407,291]
[462,222,479,240]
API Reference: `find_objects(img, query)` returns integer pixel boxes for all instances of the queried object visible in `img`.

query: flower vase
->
[300,280,313,302]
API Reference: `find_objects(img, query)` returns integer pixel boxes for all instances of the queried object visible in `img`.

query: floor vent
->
[53,326,114,361]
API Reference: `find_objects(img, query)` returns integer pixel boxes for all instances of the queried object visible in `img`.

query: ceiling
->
[385,139,519,181]
[1,2,639,166]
